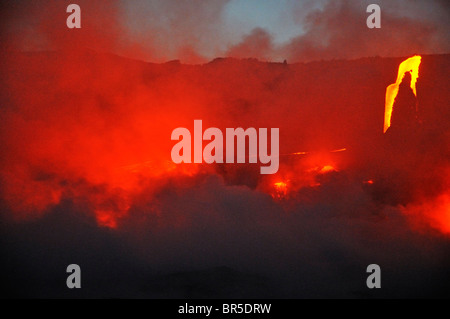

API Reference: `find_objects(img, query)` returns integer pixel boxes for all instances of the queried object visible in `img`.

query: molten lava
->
[292,151,308,155]
[384,55,421,133]
[273,182,288,199]
[319,165,337,174]
[330,148,347,153]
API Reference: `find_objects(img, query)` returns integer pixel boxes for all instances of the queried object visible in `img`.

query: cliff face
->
[390,72,419,131]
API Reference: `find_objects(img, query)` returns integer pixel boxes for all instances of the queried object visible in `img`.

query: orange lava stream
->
[384,55,421,133]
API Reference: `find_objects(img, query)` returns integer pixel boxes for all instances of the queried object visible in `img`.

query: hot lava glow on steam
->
[1,0,450,300]
[0,48,448,239]
[273,181,288,199]
[384,55,421,133]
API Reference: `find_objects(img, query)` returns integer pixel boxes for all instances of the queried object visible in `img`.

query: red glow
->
[319,165,337,174]
[273,181,288,199]
[292,151,308,155]
[1,48,449,237]
[95,210,119,229]
[330,148,347,153]
[404,193,450,235]
[384,55,421,133]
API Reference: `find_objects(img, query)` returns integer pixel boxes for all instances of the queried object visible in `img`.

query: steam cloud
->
[1,0,449,62]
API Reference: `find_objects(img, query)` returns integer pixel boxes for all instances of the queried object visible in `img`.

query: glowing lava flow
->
[330,148,347,153]
[319,165,336,174]
[273,181,288,199]
[292,151,308,155]
[384,55,421,133]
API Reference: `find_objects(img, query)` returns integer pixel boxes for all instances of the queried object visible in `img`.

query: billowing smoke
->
[226,28,275,61]
[1,48,449,297]
[282,0,450,62]
[1,0,449,62]
[0,0,449,298]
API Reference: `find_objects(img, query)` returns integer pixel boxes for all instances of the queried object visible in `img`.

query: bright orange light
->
[330,148,347,153]
[319,165,336,174]
[384,55,421,133]
[427,194,450,234]
[363,180,374,185]
[94,210,119,229]
[273,181,288,199]
[274,181,287,191]
[292,151,308,155]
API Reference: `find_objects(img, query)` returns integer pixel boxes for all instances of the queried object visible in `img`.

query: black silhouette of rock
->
[390,71,419,131]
